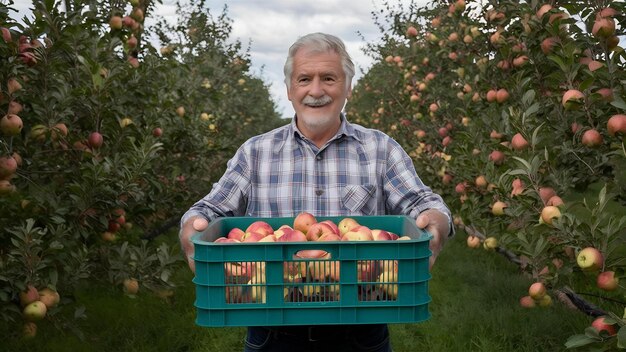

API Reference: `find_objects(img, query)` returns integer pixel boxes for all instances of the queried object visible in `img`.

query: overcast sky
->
[11,0,425,116]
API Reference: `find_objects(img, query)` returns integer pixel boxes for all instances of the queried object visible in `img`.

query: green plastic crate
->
[191,215,432,327]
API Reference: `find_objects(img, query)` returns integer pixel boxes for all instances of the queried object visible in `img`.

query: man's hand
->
[179,216,209,273]
[415,209,451,270]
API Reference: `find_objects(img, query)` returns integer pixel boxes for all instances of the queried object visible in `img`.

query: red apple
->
[562,89,585,110]
[546,195,564,207]
[22,322,37,339]
[536,4,552,19]
[581,129,603,148]
[152,127,163,137]
[7,78,21,94]
[0,155,18,179]
[488,150,505,165]
[528,282,547,300]
[342,225,374,241]
[371,229,393,241]
[319,220,340,235]
[242,231,266,242]
[306,222,335,241]
[496,88,509,103]
[293,211,316,234]
[406,26,418,37]
[596,271,619,291]
[0,114,23,136]
[317,232,341,242]
[591,316,617,336]
[245,221,273,237]
[227,228,245,241]
[38,288,60,308]
[19,285,40,307]
[520,295,536,308]
[214,237,240,243]
[541,37,559,54]
[273,225,292,239]
[592,17,615,38]
[511,133,529,150]
[275,228,307,242]
[88,131,103,149]
[577,247,604,271]
[607,114,626,137]
[1,27,11,43]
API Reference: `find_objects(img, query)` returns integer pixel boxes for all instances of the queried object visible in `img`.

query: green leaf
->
[610,95,626,110]
[524,102,540,117]
[564,334,597,348]
[617,325,626,348]
[522,89,536,106]
[512,157,532,172]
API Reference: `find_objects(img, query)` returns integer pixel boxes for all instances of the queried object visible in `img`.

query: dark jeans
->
[243,324,392,352]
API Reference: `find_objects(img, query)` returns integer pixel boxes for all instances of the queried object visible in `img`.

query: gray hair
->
[283,32,355,89]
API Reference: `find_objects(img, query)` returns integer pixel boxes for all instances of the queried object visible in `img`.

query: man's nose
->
[308,77,324,97]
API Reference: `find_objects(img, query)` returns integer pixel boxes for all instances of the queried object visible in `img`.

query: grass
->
[2,232,597,352]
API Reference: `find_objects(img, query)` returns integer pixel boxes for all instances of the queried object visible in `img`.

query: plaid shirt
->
[182,115,452,232]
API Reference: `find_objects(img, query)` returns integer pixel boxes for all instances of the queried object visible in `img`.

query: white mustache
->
[302,95,332,107]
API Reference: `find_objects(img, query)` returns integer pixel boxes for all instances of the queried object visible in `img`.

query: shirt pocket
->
[341,184,377,215]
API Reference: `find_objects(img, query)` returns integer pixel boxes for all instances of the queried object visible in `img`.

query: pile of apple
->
[17,285,61,338]
[192,212,412,303]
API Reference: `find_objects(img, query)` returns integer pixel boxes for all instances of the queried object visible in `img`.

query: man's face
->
[287,49,352,135]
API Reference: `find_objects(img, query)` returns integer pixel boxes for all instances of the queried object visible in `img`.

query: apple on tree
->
[576,247,604,271]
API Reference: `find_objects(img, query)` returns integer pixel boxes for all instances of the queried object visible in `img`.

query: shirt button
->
[316,155,322,160]
[315,189,324,196]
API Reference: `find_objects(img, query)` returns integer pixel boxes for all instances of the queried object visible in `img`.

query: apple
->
[293,211,317,234]
[273,224,292,239]
[371,229,393,241]
[242,231,266,242]
[378,269,398,299]
[276,228,307,242]
[581,129,603,148]
[7,101,23,114]
[88,131,103,149]
[587,60,604,72]
[176,106,185,117]
[101,231,116,242]
[38,287,60,308]
[19,285,40,307]
[122,15,135,28]
[537,294,552,307]
[123,278,139,294]
[562,89,585,110]
[248,276,266,303]
[577,247,604,271]
[0,155,17,179]
[22,322,37,338]
[245,221,273,237]
[227,227,245,241]
[127,35,138,49]
[591,316,617,336]
[7,77,21,94]
[23,301,47,321]
[317,232,341,242]
[592,17,615,38]
[1,27,11,43]
[540,206,561,225]
[214,237,240,243]
[546,195,564,207]
[491,201,507,216]
[258,234,276,242]
[488,150,505,165]
[0,180,16,194]
[520,295,536,308]
[108,220,121,232]
[596,271,619,291]
[607,114,626,137]
[406,26,418,37]
[528,282,546,300]
[511,133,529,150]
[0,114,23,135]
[306,222,335,241]
[152,127,163,137]
[536,4,552,19]
[319,220,340,235]
[342,225,373,241]
[466,235,481,248]
[541,37,559,54]
[496,88,509,103]
[337,217,360,236]
[483,237,498,250]
[128,57,139,68]
[486,89,497,102]
[538,187,556,205]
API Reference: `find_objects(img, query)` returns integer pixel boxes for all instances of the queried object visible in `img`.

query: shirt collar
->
[289,113,362,144]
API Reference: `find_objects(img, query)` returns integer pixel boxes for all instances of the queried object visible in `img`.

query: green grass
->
[2,233,595,352]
